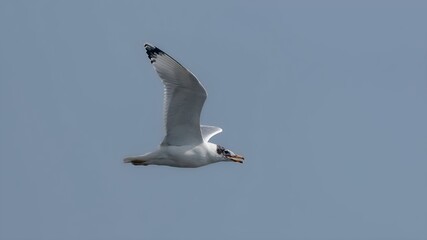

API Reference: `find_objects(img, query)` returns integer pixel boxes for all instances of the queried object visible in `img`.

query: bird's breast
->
[161,144,212,167]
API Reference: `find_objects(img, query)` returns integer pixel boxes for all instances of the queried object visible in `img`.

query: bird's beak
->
[227,154,245,164]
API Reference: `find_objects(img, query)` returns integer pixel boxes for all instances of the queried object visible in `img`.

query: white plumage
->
[124,43,244,168]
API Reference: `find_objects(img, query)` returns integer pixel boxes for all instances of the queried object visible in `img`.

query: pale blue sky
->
[1,1,427,239]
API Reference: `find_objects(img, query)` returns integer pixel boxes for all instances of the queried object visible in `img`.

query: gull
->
[123,43,244,168]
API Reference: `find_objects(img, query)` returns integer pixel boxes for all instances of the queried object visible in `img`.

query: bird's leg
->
[130,159,148,166]
[123,156,149,166]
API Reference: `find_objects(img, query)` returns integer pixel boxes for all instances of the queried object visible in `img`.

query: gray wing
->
[144,43,207,146]
[200,125,222,142]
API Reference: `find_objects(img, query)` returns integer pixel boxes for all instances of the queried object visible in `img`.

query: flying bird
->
[123,43,244,168]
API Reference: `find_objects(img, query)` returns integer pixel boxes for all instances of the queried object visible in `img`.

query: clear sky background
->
[1,1,426,239]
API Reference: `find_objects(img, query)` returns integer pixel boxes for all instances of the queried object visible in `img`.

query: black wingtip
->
[144,43,164,63]
[143,42,154,50]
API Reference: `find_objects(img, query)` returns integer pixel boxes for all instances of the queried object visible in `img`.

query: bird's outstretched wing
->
[144,43,207,146]
[200,125,222,142]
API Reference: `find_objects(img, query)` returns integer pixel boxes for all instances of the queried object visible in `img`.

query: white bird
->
[124,43,244,168]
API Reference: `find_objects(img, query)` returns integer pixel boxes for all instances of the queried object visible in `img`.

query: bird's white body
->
[125,142,220,168]
[123,43,244,168]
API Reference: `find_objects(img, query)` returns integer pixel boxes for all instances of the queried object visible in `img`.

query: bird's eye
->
[224,150,230,155]
[216,145,225,154]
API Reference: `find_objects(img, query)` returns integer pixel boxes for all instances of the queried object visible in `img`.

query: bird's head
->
[215,144,245,164]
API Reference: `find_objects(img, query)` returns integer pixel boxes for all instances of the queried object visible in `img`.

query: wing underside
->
[144,43,207,146]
